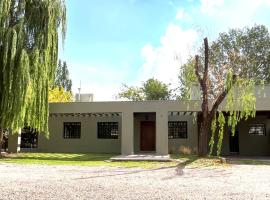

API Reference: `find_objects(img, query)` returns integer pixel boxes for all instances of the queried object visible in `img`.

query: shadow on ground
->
[0,153,115,162]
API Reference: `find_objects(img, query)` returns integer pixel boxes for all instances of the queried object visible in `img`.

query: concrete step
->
[110,154,172,162]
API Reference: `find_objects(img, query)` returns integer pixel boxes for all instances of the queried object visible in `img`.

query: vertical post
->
[121,111,134,155]
[156,110,168,155]
[8,129,21,153]
[78,80,81,102]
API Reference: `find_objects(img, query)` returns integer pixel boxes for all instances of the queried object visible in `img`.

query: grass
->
[171,154,226,168]
[225,158,270,166]
[2,153,269,169]
[0,152,230,169]
[0,153,178,169]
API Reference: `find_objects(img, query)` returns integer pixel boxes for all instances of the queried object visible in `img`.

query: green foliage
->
[189,25,268,156]
[54,60,72,92]
[118,84,144,101]
[118,78,172,101]
[0,0,66,135]
[210,72,257,156]
[216,111,225,155]
[179,57,197,99]
[210,24,270,83]
[143,78,171,100]
[48,87,73,103]
[180,25,270,100]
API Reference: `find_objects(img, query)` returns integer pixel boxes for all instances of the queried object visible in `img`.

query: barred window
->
[249,124,266,136]
[97,122,119,139]
[63,122,81,139]
[21,126,38,148]
[168,121,187,139]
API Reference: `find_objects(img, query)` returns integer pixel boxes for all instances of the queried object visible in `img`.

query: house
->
[8,86,270,156]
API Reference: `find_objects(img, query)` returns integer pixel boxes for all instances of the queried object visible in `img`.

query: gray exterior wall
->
[221,115,270,156]
[38,115,121,153]
[35,99,270,155]
[39,111,199,154]
[168,114,198,154]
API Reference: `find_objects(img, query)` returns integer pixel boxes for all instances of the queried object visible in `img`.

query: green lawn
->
[4,153,269,169]
[0,153,178,169]
[0,153,235,169]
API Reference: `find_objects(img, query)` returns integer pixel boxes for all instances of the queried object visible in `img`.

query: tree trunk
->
[198,119,211,156]
[0,129,3,152]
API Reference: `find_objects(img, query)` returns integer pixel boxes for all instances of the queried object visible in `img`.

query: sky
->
[59,0,270,101]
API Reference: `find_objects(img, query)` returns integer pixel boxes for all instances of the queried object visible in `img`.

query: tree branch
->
[210,75,237,117]
[203,37,209,83]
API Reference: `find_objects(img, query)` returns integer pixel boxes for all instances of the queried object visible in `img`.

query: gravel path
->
[0,163,270,200]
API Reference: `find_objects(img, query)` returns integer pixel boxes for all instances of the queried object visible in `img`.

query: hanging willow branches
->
[0,0,66,136]
[194,37,258,156]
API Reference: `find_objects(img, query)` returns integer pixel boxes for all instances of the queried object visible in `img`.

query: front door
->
[229,130,239,153]
[140,121,155,151]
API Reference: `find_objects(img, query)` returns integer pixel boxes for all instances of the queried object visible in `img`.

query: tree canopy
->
[48,87,73,103]
[118,78,172,101]
[180,25,269,156]
[54,60,72,92]
[0,0,66,136]
[180,24,270,100]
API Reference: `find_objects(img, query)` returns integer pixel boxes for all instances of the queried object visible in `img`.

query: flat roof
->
[49,99,270,114]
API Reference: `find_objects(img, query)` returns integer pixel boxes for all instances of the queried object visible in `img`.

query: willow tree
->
[0,0,66,144]
[195,38,257,156]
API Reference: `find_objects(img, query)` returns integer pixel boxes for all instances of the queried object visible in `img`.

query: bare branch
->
[203,37,209,83]
[210,75,237,116]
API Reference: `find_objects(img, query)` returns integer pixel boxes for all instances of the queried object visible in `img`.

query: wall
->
[38,115,121,153]
[168,113,198,154]
[221,114,270,156]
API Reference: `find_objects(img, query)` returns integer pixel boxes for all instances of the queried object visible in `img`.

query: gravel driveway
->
[0,163,269,200]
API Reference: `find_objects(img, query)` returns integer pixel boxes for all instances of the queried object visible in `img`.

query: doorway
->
[229,130,239,154]
[140,121,156,151]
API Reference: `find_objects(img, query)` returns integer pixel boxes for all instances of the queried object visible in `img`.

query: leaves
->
[191,26,267,156]
[0,0,66,135]
[48,87,73,103]
[118,78,172,101]
[54,60,72,92]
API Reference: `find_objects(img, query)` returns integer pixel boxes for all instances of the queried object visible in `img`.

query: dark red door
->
[140,121,156,151]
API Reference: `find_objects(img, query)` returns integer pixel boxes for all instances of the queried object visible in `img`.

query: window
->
[21,126,38,148]
[63,122,81,139]
[168,121,187,139]
[97,122,119,139]
[248,124,266,136]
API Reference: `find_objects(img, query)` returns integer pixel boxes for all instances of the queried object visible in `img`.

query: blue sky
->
[60,0,270,101]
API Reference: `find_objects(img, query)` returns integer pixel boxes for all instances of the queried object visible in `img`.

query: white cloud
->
[176,8,185,20]
[69,62,130,101]
[76,83,121,101]
[200,0,270,32]
[200,0,224,15]
[138,24,198,88]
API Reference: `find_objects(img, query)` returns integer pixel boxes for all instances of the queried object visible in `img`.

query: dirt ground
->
[0,163,269,200]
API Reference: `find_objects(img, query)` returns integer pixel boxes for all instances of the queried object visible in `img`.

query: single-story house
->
[7,86,270,156]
